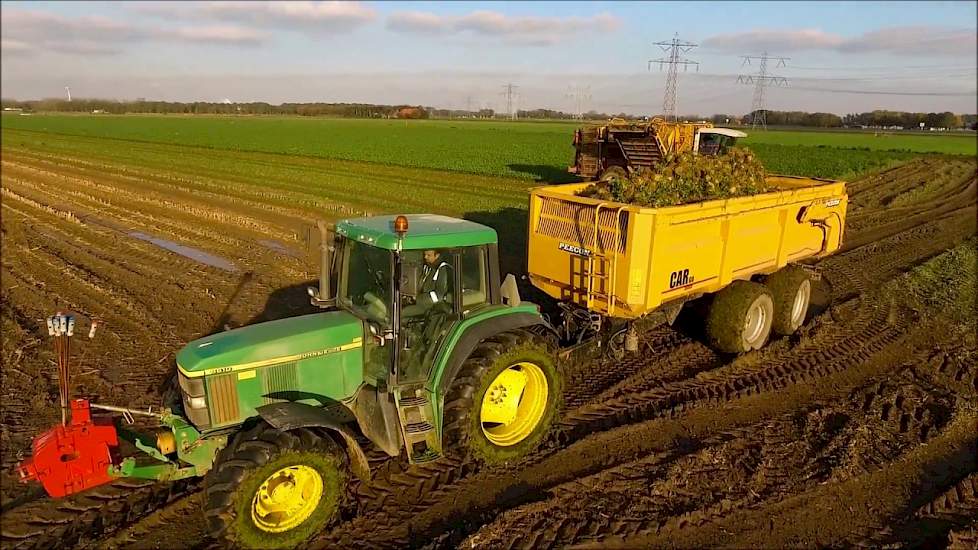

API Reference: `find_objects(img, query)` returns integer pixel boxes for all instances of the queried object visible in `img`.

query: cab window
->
[460,246,488,311]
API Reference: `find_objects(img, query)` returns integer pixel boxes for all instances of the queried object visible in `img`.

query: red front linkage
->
[18,399,119,498]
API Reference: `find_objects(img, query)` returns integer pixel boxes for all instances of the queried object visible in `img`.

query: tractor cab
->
[694,127,747,156]
[321,214,502,387]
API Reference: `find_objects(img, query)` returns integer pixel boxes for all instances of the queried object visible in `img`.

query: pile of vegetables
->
[578,147,771,207]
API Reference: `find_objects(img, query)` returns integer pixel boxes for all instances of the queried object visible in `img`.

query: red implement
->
[18,399,119,498]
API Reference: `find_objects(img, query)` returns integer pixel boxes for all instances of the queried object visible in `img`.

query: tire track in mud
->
[0,480,198,550]
[460,354,962,550]
[2,157,974,549]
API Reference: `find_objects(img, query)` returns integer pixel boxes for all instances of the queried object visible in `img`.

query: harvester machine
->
[569,116,746,182]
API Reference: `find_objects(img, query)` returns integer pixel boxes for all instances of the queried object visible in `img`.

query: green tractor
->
[19,214,563,549]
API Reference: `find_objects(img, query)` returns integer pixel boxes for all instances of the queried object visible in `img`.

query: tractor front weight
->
[19,399,227,496]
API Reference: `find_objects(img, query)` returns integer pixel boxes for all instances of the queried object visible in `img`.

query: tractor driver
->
[399,249,453,379]
[402,249,453,318]
[416,249,451,311]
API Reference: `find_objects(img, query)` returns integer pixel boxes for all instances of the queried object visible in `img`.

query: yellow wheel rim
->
[251,465,323,533]
[480,362,549,447]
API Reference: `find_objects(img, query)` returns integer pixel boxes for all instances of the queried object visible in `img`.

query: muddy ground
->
[0,145,975,549]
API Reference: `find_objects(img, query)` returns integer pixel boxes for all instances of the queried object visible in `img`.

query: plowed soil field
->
[1,129,975,549]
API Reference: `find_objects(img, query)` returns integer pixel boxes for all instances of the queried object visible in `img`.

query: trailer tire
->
[766,266,811,335]
[203,422,347,550]
[443,330,562,464]
[706,281,774,353]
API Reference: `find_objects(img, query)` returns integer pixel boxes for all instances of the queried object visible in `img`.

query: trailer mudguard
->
[256,402,370,482]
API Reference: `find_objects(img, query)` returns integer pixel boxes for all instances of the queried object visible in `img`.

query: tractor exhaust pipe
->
[309,220,335,308]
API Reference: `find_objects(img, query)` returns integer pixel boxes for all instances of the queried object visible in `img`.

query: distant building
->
[395,106,426,119]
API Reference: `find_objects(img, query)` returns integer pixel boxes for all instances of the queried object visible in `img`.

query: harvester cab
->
[20,214,561,549]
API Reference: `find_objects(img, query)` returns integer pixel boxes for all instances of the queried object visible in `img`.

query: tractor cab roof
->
[336,214,497,250]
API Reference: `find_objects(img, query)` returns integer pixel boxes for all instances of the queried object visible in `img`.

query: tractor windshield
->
[337,239,393,326]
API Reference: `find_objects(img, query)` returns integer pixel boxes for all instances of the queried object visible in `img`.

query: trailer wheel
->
[706,281,774,353]
[443,330,562,464]
[765,266,811,335]
[203,422,347,550]
[599,165,628,184]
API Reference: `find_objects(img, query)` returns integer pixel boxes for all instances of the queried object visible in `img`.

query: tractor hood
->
[176,311,363,378]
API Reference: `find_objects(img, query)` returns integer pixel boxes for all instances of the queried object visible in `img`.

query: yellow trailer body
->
[527,176,848,319]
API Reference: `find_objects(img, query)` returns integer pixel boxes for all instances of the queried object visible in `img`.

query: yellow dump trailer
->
[527,176,848,324]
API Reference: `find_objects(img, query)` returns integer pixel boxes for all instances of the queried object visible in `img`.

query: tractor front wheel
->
[598,165,628,184]
[443,330,562,464]
[203,422,347,549]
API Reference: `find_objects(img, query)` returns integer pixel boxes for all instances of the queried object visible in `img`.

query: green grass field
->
[2,114,972,181]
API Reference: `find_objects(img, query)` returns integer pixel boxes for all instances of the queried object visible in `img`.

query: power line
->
[501,83,519,120]
[649,34,698,121]
[565,84,592,120]
[737,52,789,129]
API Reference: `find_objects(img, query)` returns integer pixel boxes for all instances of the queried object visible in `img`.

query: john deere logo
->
[558,242,592,257]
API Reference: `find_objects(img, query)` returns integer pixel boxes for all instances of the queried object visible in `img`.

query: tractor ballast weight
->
[18,399,118,498]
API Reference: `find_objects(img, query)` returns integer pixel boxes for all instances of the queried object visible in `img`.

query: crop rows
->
[4,115,973,182]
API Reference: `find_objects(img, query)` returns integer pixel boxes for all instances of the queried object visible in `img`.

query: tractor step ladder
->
[395,390,441,463]
[583,204,626,317]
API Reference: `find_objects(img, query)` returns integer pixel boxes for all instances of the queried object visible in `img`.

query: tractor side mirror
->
[400,263,419,298]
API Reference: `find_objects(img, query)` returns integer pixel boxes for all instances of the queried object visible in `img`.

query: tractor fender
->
[256,402,370,482]
[435,311,554,398]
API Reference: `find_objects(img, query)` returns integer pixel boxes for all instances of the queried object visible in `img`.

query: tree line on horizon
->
[2,98,974,130]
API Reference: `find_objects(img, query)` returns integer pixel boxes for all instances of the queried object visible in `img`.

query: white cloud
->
[703,29,844,52]
[386,11,451,33]
[840,26,977,56]
[386,10,621,45]
[1,39,35,55]
[134,1,376,32]
[703,25,977,57]
[165,26,267,46]
[0,8,267,56]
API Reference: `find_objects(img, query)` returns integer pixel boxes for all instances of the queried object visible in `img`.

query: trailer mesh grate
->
[536,197,628,253]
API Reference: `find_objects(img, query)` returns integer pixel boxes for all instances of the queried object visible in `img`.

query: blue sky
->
[2,1,975,114]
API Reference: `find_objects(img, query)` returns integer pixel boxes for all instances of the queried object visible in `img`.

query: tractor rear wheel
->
[706,281,774,353]
[203,422,347,549]
[443,330,562,464]
[765,266,812,335]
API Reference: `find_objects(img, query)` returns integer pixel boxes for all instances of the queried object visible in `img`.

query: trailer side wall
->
[528,176,848,319]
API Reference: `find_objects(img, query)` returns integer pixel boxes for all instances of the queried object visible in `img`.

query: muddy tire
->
[598,165,628,184]
[203,422,347,549]
[443,330,562,464]
[766,266,812,335]
[706,281,775,353]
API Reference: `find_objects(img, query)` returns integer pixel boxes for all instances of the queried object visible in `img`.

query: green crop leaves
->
[577,148,771,207]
